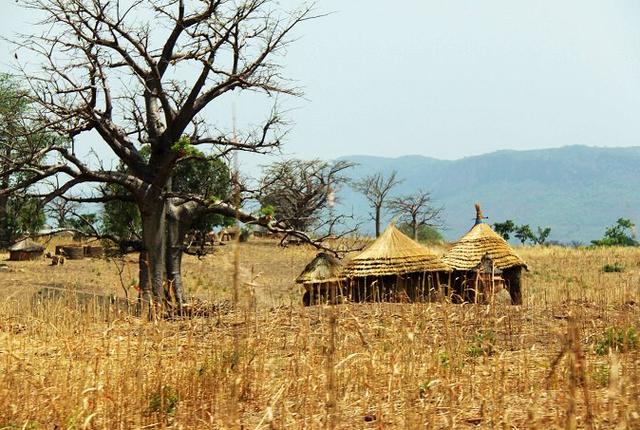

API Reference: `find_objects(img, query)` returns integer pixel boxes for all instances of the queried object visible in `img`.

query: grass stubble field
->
[0,239,639,429]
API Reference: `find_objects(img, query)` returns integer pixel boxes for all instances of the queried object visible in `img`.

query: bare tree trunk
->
[375,206,381,237]
[140,201,167,315]
[166,203,192,313]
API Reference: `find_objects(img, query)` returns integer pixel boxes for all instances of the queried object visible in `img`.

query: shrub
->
[149,386,180,415]
[467,330,496,358]
[594,327,638,356]
[602,263,624,273]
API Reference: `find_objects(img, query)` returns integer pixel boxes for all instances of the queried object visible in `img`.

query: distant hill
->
[336,145,640,243]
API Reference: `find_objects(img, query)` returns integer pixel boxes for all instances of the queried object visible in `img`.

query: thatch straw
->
[443,219,528,271]
[344,224,450,277]
[296,252,345,284]
[8,238,44,252]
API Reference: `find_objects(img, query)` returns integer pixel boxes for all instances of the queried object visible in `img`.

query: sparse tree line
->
[493,220,552,245]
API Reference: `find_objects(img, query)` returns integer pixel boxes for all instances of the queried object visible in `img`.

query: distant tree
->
[398,222,443,243]
[352,171,403,237]
[259,159,353,232]
[387,191,443,241]
[46,197,81,229]
[515,224,533,245]
[493,220,516,241]
[592,218,638,246]
[3,196,45,240]
[531,226,552,245]
[0,73,49,246]
[101,184,141,241]
[171,153,235,235]
[494,220,550,245]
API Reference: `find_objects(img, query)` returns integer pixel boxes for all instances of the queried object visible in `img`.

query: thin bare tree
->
[351,171,402,237]
[387,191,443,241]
[12,0,319,310]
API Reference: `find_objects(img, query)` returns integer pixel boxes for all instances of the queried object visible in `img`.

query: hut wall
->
[503,266,523,305]
[452,267,523,305]
[9,250,43,261]
[450,270,492,304]
[62,246,85,260]
[303,281,348,306]
[84,246,104,258]
[348,272,445,303]
[450,271,472,303]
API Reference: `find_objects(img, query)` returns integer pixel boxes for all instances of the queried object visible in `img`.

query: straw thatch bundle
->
[296,252,345,284]
[443,221,527,271]
[344,224,449,277]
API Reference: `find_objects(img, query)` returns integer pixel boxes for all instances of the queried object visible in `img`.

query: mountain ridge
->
[335,145,640,243]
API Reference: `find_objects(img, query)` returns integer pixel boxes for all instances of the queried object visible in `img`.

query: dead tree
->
[351,171,403,237]
[387,191,443,241]
[13,0,317,311]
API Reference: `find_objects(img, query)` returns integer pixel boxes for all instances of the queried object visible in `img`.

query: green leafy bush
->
[602,263,624,273]
[467,330,496,358]
[148,385,179,415]
[594,327,638,355]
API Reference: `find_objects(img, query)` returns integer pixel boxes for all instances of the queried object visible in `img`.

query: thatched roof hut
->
[443,205,527,271]
[344,224,449,277]
[296,252,345,285]
[443,204,527,304]
[343,224,449,302]
[297,252,346,306]
[8,238,45,261]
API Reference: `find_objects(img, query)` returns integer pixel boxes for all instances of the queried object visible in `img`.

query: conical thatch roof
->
[8,238,44,252]
[344,224,450,277]
[296,252,345,284]
[443,205,527,271]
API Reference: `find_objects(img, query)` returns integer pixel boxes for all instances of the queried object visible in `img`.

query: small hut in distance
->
[296,252,346,306]
[344,224,450,302]
[443,204,528,304]
[8,238,45,261]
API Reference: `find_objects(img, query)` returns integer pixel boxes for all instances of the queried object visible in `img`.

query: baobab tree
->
[12,0,318,311]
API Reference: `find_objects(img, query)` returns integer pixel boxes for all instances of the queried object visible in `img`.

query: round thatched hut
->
[344,224,450,302]
[8,238,45,261]
[443,204,528,305]
[296,252,346,306]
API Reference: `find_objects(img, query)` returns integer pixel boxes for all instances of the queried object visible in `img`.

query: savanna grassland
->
[0,240,640,429]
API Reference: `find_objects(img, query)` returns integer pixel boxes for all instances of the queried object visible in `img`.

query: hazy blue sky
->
[2,1,640,166]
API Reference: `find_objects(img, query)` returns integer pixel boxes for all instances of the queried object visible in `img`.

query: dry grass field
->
[1,239,640,429]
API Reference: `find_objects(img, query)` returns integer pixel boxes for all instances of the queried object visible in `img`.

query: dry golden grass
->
[1,240,640,428]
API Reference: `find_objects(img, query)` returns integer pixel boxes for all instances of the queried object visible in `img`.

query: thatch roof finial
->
[474,203,485,225]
